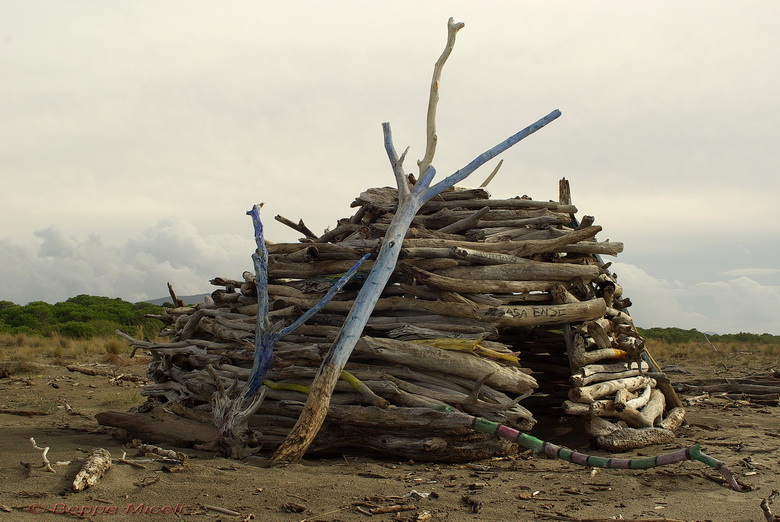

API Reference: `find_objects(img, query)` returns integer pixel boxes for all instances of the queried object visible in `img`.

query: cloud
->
[4,222,779,337]
[721,268,780,278]
[612,262,780,335]
[0,218,254,305]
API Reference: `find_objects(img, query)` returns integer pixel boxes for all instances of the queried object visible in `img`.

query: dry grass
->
[95,388,145,409]
[0,332,145,375]
[647,339,780,371]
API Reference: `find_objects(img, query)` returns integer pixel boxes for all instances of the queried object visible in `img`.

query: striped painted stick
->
[429,404,743,492]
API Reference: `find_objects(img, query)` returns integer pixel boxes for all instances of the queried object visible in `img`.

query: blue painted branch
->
[270,110,561,465]
[247,205,270,335]
[245,205,272,397]
[274,253,371,343]
[424,108,561,201]
[244,209,370,399]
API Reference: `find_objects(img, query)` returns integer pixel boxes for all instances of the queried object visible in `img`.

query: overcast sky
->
[2,1,779,335]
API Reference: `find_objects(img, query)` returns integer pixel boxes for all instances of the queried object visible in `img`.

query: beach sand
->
[1,357,778,521]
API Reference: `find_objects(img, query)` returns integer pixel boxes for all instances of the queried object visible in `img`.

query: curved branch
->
[479,159,504,188]
[419,17,465,177]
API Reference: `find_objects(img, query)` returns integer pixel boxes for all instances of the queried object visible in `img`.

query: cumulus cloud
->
[0,218,254,305]
[613,262,780,335]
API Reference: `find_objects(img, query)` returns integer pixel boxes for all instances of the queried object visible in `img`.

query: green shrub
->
[57,321,98,339]
[0,295,164,340]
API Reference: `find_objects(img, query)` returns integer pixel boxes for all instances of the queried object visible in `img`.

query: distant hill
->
[144,293,210,306]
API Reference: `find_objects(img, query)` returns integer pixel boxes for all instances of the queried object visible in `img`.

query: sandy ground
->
[1,356,778,522]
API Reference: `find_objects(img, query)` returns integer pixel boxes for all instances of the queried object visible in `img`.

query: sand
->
[1,356,778,521]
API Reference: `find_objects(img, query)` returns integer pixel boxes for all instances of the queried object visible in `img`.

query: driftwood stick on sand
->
[29,437,56,473]
[72,449,112,492]
[66,364,145,383]
[136,443,187,463]
[760,489,779,522]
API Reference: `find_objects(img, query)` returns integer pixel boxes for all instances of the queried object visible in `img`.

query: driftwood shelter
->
[100,19,687,465]
[102,177,685,462]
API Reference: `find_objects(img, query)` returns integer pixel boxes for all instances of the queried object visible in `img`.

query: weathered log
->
[586,318,615,350]
[677,382,780,395]
[596,427,676,452]
[434,260,601,282]
[318,223,366,243]
[420,198,577,213]
[585,411,677,452]
[450,246,528,265]
[267,257,457,279]
[613,387,634,412]
[659,407,686,432]
[198,317,252,343]
[624,384,653,411]
[404,265,554,294]
[627,389,666,427]
[266,241,368,257]
[274,215,318,240]
[438,206,490,234]
[571,367,646,387]
[509,225,601,257]
[279,245,320,263]
[568,334,628,368]
[577,361,649,377]
[569,375,656,403]
[561,241,624,256]
[354,185,576,214]
[245,295,483,321]
[355,336,537,394]
[72,448,112,492]
[479,299,607,329]
[563,388,664,428]
[385,324,485,341]
[66,365,145,383]
[477,213,573,233]
[399,246,459,259]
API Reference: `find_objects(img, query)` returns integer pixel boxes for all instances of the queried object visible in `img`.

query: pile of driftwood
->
[103,178,683,460]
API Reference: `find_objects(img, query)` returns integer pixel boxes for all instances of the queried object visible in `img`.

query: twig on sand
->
[761,489,780,522]
[203,504,241,516]
[29,437,56,473]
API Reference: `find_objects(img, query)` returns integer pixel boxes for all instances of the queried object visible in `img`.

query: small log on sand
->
[72,449,112,492]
